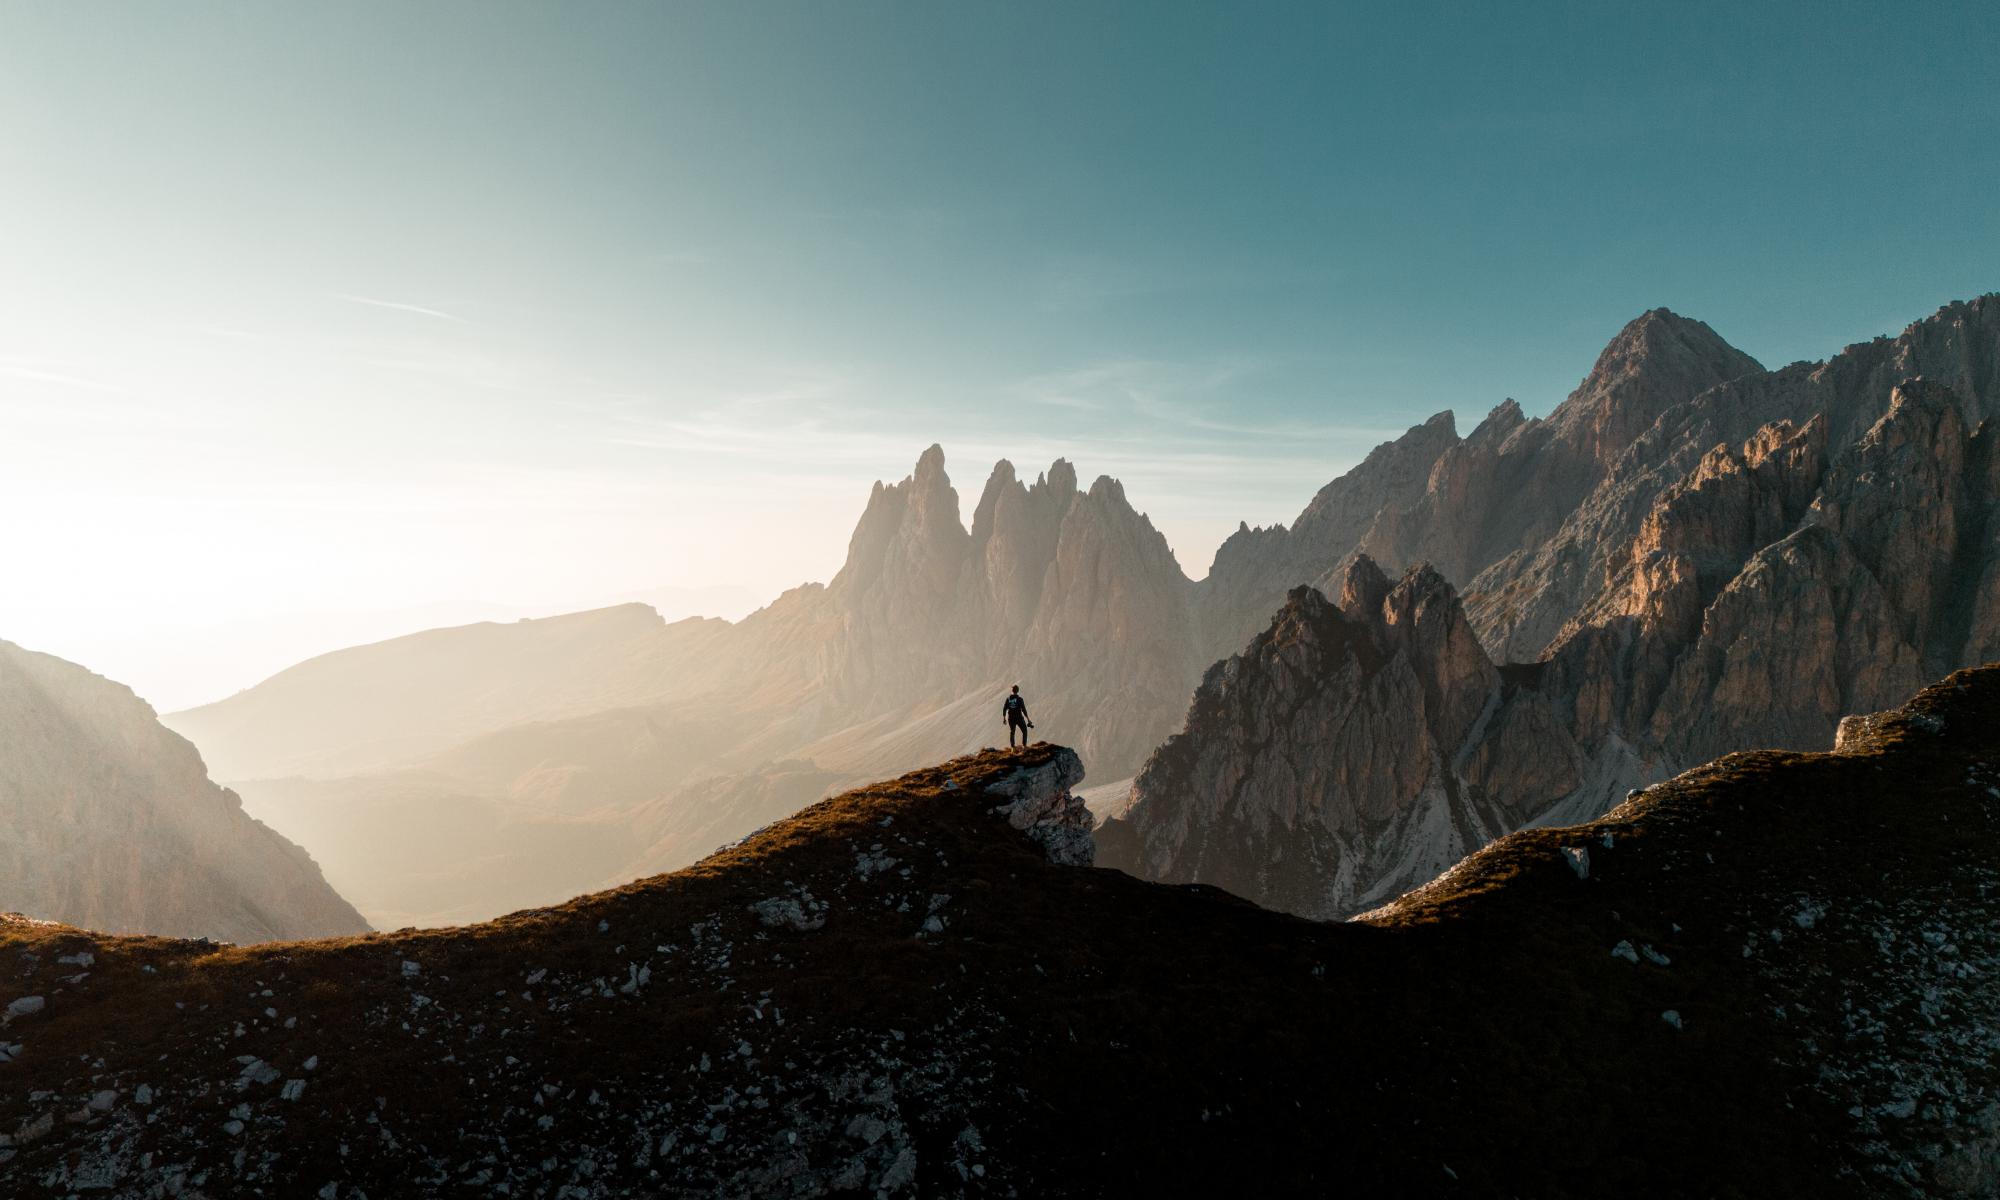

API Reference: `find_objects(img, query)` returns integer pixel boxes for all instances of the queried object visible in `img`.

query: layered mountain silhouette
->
[162,449,1216,926]
[6,667,1999,1196]
[158,294,2000,932]
[0,641,366,943]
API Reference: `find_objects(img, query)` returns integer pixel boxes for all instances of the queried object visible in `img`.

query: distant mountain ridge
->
[161,294,2000,931]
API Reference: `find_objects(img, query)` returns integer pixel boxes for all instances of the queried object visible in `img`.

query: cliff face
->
[9,670,2000,1197]
[1110,370,2000,921]
[1194,309,1765,664]
[0,642,367,944]
[1471,295,2000,660]
[1101,565,1530,918]
[1196,409,1458,655]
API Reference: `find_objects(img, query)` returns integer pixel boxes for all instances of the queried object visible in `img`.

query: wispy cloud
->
[333,293,470,324]
[0,362,130,395]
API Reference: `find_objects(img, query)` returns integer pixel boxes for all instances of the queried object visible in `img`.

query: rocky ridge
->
[9,670,2000,1196]
[1106,302,2000,921]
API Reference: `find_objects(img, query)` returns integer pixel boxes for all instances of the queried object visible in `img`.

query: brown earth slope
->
[6,667,2000,1197]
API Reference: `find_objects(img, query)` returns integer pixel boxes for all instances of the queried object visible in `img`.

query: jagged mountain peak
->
[1465,397,1529,448]
[1552,308,1765,467]
[1086,473,1127,505]
[1038,457,1079,496]
[1337,553,1392,616]
[968,458,1019,542]
[1386,560,1458,607]
[1289,412,1461,535]
[912,441,948,482]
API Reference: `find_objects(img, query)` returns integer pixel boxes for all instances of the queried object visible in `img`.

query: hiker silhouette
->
[1002,685,1033,748]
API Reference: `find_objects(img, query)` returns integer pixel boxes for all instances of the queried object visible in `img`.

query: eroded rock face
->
[1198,410,1459,656]
[1101,567,1538,918]
[734,450,1201,783]
[1471,296,2000,661]
[1111,362,2000,921]
[0,642,369,943]
[1336,310,1765,608]
[982,748,1092,866]
[1646,379,1993,766]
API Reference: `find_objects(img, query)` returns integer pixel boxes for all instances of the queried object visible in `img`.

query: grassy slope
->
[4,667,1999,1196]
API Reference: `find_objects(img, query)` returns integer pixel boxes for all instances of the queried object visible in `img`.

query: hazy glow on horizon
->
[2,3,1995,710]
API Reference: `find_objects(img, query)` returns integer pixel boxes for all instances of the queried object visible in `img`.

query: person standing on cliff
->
[1002,685,1033,749]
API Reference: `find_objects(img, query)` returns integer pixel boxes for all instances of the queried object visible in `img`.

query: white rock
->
[750,896,827,932]
[619,963,651,995]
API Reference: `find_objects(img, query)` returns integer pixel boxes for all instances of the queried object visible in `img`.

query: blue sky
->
[1,2,1995,707]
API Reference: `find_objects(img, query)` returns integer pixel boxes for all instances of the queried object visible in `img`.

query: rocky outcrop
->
[0,641,368,943]
[978,746,1091,866]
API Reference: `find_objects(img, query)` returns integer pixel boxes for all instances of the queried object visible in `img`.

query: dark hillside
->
[6,668,2000,1196]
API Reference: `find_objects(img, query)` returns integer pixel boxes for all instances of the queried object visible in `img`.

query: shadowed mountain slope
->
[0,641,367,944]
[7,667,2000,1197]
